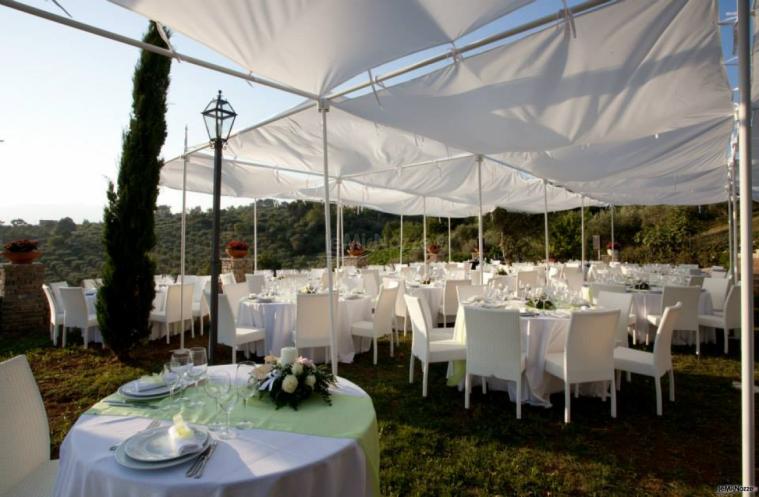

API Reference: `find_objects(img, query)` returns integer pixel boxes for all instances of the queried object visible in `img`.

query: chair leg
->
[626,371,632,383]
[516,376,522,420]
[655,375,662,416]
[668,369,675,402]
[574,383,580,398]
[465,373,471,409]
[232,345,237,364]
[84,327,89,349]
[632,328,637,346]
[403,315,408,337]
[564,382,571,424]
[200,316,204,336]
[695,328,700,357]
[610,375,617,418]
[373,337,378,365]
[409,354,415,383]
[62,327,67,348]
[191,318,195,338]
[422,361,429,397]
[615,370,621,391]
[389,332,394,358]
[724,328,729,355]
[482,377,487,394]
[165,323,170,344]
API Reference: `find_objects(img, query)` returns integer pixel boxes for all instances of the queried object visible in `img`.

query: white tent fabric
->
[107,0,532,96]
[336,0,733,204]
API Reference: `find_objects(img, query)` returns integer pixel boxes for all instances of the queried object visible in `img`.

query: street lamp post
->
[202,90,236,364]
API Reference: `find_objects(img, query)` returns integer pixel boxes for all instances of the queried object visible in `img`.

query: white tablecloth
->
[450,304,571,407]
[406,285,443,316]
[52,367,374,497]
[238,297,373,363]
[630,290,712,345]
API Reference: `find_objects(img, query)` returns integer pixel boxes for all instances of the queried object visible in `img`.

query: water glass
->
[204,372,231,432]
[235,361,258,430]
[160,361,181,412]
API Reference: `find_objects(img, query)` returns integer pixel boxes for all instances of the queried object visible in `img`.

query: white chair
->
[688,275,705,287]
[545,309,619,423]
[192,277,210,337]
[463,307,525,418]
[517,270,538,289]
[58,287,98,348]
[295,293,338,363]
[351,286,398,364]
[596,291,634,347]
[564,268,584,293]
[391,279,409,335]
[646,286,701,354]
[457,285,486,304]
[615,303,682,415]
[469,269,482,286]
[361,269,380,298]
[82,278,99,290]
[439,279,470,327]
[220,273,237,286]
[0,355,58,497]
[405,295,466,397]
[209,292,265,364]
[699,284,741,354]
[702,277,731,312]
[222,282,250,322]
[149,283,194,343]
[588,283,625,305]
[49,281,69,308]
[41,284,64,346]
[245,273,266,295]
[488,275,513,293]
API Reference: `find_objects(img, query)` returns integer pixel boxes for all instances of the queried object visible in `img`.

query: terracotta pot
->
[348,249,365,257]
[3,250,41,264]
[427,246,440,255]
[226,248,248,259]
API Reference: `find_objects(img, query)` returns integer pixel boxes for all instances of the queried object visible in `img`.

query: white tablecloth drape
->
[630,290,712,345]
[238,297,373,362]
[406,285,443,316]
[52,369,375,497]
[450,304,571,407]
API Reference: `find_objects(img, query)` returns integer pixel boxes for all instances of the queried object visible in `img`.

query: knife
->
[192,441,218,479]
[185,442,213,477]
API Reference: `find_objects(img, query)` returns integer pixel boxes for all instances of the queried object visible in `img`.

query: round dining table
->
[53,364,379,497]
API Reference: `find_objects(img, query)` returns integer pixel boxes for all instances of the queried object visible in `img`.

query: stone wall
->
[221,257,253,283]
[0,263,47,334]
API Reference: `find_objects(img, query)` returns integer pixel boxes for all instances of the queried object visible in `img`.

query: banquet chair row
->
[205,290,265,364]
[149,283,194,343]
[42,284,97,348]
[351,285,398,364]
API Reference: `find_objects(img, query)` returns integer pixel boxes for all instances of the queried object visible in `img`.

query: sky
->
[0,0,739,223]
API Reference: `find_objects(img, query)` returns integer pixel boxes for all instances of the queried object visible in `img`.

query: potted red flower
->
[427,243,440,255]
[3,239,41,264]
[226,240,249,259]
[606,241,620,258]
[347,240,365,257]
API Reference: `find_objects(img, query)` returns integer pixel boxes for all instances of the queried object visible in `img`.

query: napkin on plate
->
[133,374,166,392]
[168,415,203,455]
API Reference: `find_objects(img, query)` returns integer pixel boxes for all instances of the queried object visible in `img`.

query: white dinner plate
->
[118,380,171,398]
[114,442,202,471]
[125,426,209,462]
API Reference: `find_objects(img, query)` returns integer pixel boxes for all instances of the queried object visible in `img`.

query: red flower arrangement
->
[226,240,249,251]
[607,241,620,250]
[4,239,39,253]
[347,240,365,256]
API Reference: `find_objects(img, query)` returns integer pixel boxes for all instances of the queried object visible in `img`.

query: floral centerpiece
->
[226,240,249,258]
[606,241,620,257]
[632,280,650,290]
[526,294,555,310]
[347,240,365,257]
[253,348,336,410]
[496,267,509,276]
[300,283,317,294]
[3,239,41,264]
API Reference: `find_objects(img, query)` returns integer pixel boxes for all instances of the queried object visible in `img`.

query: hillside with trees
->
[0,201,743,286]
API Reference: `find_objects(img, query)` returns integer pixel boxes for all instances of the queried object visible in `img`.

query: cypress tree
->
[97,22,171,359]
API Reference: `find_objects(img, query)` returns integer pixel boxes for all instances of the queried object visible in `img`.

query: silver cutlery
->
[185,443,212,477]
[187,441,217,478]
[109,418,161,451]
[104,400,158,409]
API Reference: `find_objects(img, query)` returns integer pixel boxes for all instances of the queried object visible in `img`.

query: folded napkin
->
[134,375,166,392]
[168,415,203,455]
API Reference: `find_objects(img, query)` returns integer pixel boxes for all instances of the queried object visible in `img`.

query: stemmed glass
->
[186,347,207,407]
[171,350,192,404]
[204,372,229,432]
[235,361,258,429]
[160,361,181,413]
[206,372,237,440]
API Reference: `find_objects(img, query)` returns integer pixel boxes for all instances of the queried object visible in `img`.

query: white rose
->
[305,375,316,388]
[291,362,304,376]
[281,374,299,394]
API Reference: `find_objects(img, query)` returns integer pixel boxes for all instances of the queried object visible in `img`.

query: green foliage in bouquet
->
[526,296,555,310]
[256,356,337,410]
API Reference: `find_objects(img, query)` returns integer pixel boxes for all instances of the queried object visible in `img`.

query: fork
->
[109,418,161,451]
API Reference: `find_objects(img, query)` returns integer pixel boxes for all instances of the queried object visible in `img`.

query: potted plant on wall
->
[607,241,620,259]
[427,242,440,255]
[226,240,249,259]
[3,239,41,264]
[347,240,365,257]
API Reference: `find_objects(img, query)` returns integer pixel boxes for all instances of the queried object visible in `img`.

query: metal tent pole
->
[581,195,586,282]
[423,198,428,277]
[543,179,549,284]
[336,182,342,269]
[477,156,484,285]
[319,100,338,376]
[727,167,734,279]
[448,217,452,263]
[733,159,741,282]
[208,138,223,364]
[737,2,755,493]
[400,214,404,265]
[179,126,188,350]
[253,200,258,273]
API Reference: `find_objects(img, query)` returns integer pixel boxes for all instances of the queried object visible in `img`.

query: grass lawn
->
[1,329,756,497]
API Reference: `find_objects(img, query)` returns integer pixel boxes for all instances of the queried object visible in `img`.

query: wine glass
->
[204,372,230,432]
[212,373,238,440]
[171,350,192,404]
[160,361,181,413]
[235,361,258,430]
[186,347,207,407]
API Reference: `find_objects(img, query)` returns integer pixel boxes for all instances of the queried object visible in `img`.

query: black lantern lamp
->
[202,90,236,364]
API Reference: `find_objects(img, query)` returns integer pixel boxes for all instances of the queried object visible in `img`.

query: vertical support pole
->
[319,99,338,376]
[477,155,484,284]
[400,214,404,265]
[423,198,428,277]
[208,137,223,364]
[448,217,452,263]
[733,159,741,282]
[336,182,342,270]
[543,179,549,284]
[737,2,754,493]
[253,199,258,273]
[179,125,188,350]
[728,165,734,279]
[581,195,586,283]
[610,205,615,262]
